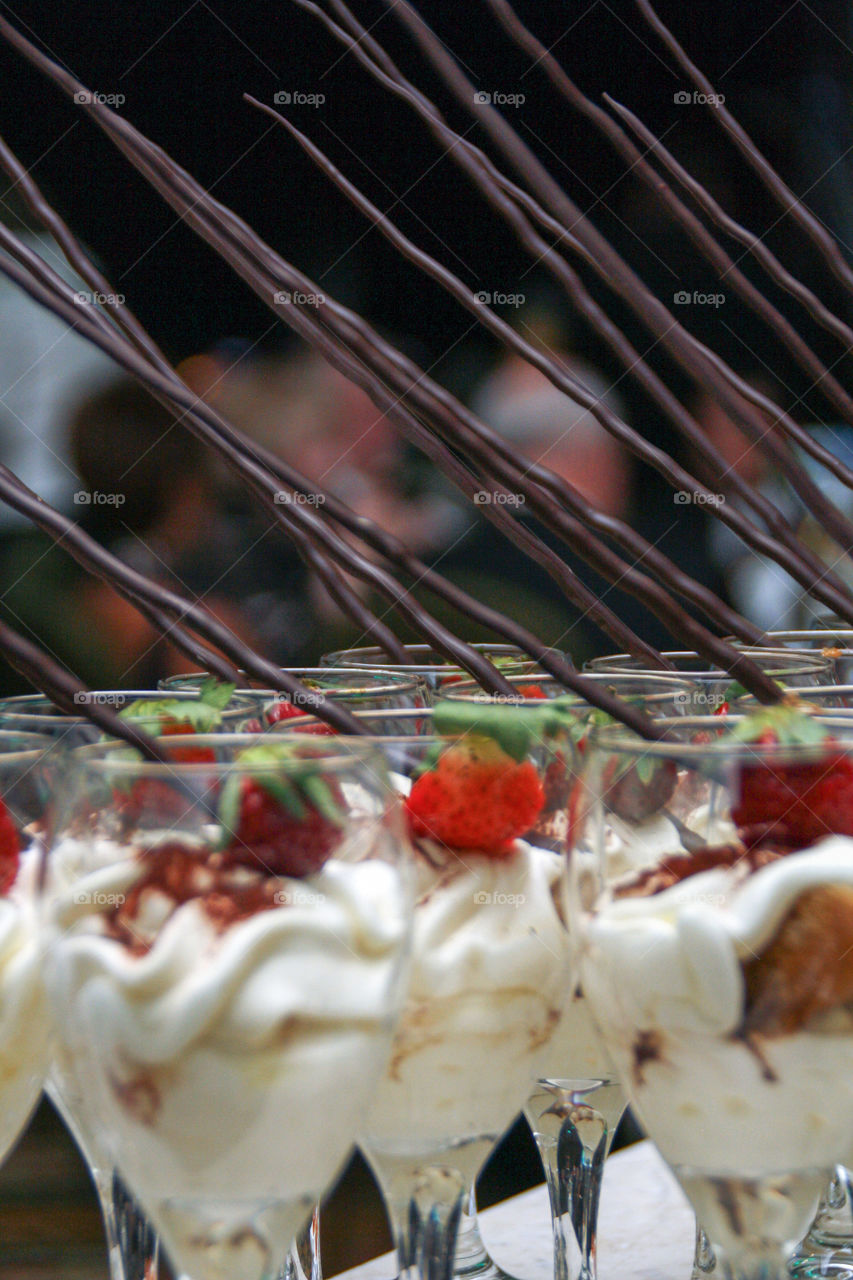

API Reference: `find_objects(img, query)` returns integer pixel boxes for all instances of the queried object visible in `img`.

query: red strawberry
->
[0,801,20,894]
[405,737,545,855]
[115,778,193,827]
[264,699,307,727]
[603,756,678,822]
[219,752,345,875]
[733,749,853,845]
[730,708,853,846]
[517,684,547,699]
[160,721,216,764]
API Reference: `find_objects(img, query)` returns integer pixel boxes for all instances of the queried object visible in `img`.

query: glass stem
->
[112,1169,159,1280]
[366,1153,467,1280]
[452,1184,519,1280]
[525,1080,626,1280]
[282,1208,321,1280]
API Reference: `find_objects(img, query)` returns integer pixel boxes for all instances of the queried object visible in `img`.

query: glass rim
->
[589,713,853,759]
[0,728,59,763]
[160,667,428,695]
[586,647,831,678]
[440,671,697,702]
[320,643,557,670]
[63,732,392,777]
[269,706,431,728]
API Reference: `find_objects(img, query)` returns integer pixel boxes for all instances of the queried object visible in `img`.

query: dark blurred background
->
[1,3,853,1273]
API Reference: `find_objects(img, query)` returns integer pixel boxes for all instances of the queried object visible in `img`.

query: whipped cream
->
[582,836,853,1174]
[47,834,409,1265]
[364,838,570,1153]
[0,842,51,1161]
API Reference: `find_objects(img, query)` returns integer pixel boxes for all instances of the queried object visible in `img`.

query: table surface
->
[338,1139,696,1280]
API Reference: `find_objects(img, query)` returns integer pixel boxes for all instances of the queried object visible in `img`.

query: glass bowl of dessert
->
[320,643,570,692]
[161,666,432,721]
[43,733,414,1280]
[585,648,833,707]
[568,707,853,1280]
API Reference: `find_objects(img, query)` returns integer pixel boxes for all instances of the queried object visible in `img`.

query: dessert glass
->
[0,730,56,1162]
[325,704,576,1280]
[160,666,432,715]
[442,678,694,1280]
[568,712,853,1280]
[319,644,570,693]
[585,649,832,704]
[44,734,413,1280]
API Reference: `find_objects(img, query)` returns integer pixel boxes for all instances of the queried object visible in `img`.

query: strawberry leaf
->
[730,705,829,747]
[199,677,236,712]
[119,697,224,733]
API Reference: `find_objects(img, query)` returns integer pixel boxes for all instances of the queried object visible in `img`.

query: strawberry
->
[115,778,194,828]
[264,698,308,727]
[603,755,678,822]
[118,677,235,762]
[405,736,545,854]
[0,800,20,894]
[517,684,547,699]
[730,707,853,846]
[219,744,346,877]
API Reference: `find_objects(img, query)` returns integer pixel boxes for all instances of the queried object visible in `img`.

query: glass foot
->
[789,1170,853,1279]
[453,1185,521,1280]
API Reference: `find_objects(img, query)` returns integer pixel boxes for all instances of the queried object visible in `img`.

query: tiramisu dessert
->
[360,700,574,1264]
[574,708,853,1270]
[46,739,411,1280]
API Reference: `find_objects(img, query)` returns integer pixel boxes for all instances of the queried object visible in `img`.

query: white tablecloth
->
[337,1140,695,1280]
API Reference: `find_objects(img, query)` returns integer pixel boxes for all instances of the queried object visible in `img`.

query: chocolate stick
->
[0,119,632,681]
[635,0,853,298]
[251,94,853,629]
[295,0,853,622]
[601,95,853,354]
[0,617,164,759]
[481,0,853,431]
[379,0,853,552]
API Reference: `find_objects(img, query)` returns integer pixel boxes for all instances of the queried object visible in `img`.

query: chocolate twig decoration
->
[293,0,853,623]
[601,96,853,356]
[379,0,853,555]
[0,617,164,760]
[481,0,853,434]
[635,0,853,298]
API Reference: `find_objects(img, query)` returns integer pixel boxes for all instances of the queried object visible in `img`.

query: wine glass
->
[305,702,576,1280]
[442,678,695,1280]
[0,730,56,1157]
[43,733,413,1280]
[320,644,570,693]
[160,666,432,719]
[568,709,853,1280]
[585,648,833,703]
